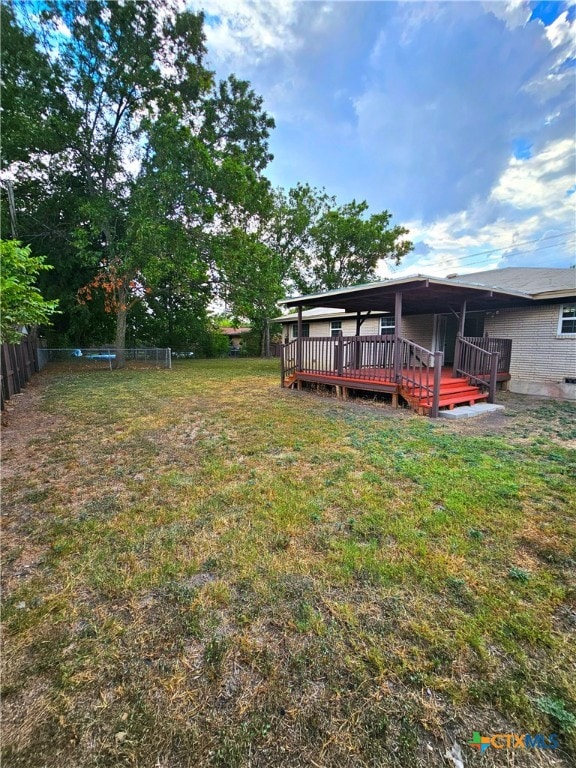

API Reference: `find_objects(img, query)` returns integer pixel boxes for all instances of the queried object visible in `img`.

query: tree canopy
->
[275,185,412,294]
[1,1,412,360]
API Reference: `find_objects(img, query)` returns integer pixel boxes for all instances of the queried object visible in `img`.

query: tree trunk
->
[113,307,127,369]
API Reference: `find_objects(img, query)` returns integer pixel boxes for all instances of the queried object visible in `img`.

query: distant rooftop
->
[220,327,251,336]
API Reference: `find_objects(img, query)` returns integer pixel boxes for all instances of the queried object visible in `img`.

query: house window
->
[330,320,342,337]
[558,304,576,335]
[291,323,309,338]
[379,316,395,335]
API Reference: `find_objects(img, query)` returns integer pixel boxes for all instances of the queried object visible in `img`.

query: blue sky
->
[188,0,576,277]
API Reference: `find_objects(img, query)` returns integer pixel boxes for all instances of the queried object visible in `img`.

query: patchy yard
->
[2,359,575,768]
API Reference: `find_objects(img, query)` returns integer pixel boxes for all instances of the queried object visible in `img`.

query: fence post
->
[488,351,499,403]
[430,351,444,418]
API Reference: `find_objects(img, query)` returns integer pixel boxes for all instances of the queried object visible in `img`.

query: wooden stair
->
[401,375,488,415]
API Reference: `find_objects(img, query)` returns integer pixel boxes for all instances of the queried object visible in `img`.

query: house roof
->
[278,268,575,316]
[447,268,576,299]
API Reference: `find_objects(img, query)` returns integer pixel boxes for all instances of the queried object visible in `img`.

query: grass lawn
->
[2,358,575,767]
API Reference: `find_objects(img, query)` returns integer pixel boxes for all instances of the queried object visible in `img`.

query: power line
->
[411,240,576,274]
[439,240,576,272]
[388,240,576,276]
[403,230,575,267]
[391,230,576,273]
[442,234,575,268]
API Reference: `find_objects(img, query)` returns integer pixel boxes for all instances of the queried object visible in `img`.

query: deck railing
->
[396,337,443,417]
[281,333,510,415]
[281,335,399,383]
[457,336,511,375]
[280,338,298,384]
[340,335,396,380]
[454,336,500,403]
[281,334,438,388]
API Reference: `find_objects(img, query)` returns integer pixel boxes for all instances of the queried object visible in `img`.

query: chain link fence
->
[37,348,172,370]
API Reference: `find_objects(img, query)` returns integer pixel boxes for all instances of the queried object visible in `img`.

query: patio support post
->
[458,299,467,336]
[296,306,303,373]
[430,350,444,418]
[454,299,467,373]
[394,290,403,381]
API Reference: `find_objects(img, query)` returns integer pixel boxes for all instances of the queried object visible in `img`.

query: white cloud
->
[379,138,576,278]
[483,0,531,30]
[188,0,302,67]
[491,137,576,210]
[544,9,576,55]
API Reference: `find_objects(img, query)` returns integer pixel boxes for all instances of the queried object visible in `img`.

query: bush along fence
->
[1,331,45,412]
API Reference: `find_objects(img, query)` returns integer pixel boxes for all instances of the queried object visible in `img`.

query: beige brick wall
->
[485,303,576,399]
[402,315,434,350]
[282,314,434,343]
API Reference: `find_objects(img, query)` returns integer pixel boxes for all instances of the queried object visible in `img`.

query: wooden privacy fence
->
[1,334,45,411]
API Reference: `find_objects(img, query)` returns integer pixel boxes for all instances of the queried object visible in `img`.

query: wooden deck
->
[287,366,510,387]
[281,335,512,417]
[284,367,511,415]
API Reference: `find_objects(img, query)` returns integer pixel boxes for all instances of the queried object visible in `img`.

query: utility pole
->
[5,180,18,238]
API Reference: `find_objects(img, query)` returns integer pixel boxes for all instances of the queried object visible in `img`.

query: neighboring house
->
[220,327,251,353]
[274,268,576,414]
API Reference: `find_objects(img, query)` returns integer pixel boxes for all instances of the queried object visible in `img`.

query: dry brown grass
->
[1,360,575,767]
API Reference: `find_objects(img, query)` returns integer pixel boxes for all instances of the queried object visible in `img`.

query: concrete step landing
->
[438,403,505,420]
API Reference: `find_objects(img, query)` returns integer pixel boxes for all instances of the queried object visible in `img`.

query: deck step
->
[418,389,489,404]
[407,384,481,398]
[400,373,489,414]
[419,392,489,412]
[436,392,489,407]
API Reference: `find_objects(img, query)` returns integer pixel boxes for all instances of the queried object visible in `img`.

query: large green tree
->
[274,184,413,294]
[7,1,274,366]
[216,184,413,355]
[3,3,412,360]
[1,2,87,344]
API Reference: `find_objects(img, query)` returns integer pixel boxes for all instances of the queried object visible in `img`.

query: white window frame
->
[330,320,342,337]
[379,316,395,335]
[557,303,576,337]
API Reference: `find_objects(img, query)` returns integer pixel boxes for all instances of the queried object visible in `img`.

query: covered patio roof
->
[279,274,537,316]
